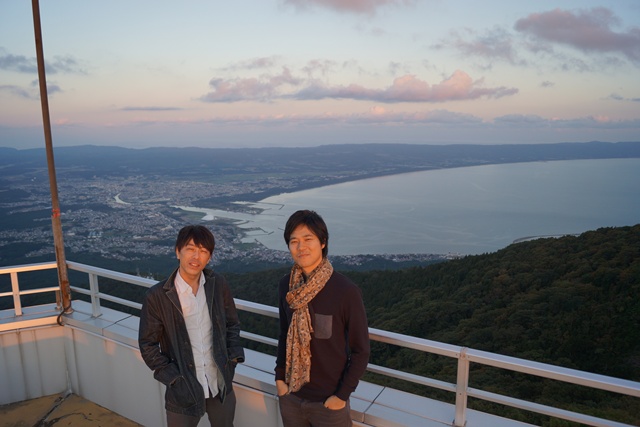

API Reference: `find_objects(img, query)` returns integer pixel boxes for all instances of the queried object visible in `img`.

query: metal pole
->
[31,0,72,314]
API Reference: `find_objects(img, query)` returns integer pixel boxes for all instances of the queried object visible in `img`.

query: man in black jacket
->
[275,210,370,427]
[139,225,244,427]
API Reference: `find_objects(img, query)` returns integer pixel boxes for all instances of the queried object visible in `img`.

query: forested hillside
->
[229,224,640,425]
[362,225,638,377]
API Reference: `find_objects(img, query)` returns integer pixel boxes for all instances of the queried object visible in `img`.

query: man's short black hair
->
[284,210,329,258]
[175,225,215,254]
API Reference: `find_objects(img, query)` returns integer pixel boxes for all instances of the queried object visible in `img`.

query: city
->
[0,163,451,271]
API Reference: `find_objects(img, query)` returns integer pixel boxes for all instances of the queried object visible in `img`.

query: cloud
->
[370,105,386,115]
[123,108,640,136]
[352,108,483,125]
[27,79,62,96]
[0,51,86,75]
[283,0,414,15]
[293,71,518,102]
[48,55,87,75]
[0,80,61,99]
[0,53,37,73]
[436,27,525,66]
[44,83,62,95]
[54,118,74,126]
[301,59,339,78]
[0,50,83,98]
[437,8,640,71]
[566,116,640,129]
[515,8,640,63]
[219,56,281,72]
[493,113,640,130]
[606,93,640,103]
[200,69,518,104]
[130,107,484,128]
[493,114,550,127]
[0,84,34,99]
[9,108,633,150]
[201,67,303,102]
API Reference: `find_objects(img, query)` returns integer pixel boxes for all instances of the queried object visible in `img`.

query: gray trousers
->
[166,389,236,427]
[278,393,352,427]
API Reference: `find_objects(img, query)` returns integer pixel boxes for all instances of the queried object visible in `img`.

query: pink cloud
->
[515,8,640,62]
[201,68,302,102]
[201,77,267,102]
[200,68,517,104]
[292,71,518,103]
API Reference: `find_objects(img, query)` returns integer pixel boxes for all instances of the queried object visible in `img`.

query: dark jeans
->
[166,389,236,427]
[278,393,352,427]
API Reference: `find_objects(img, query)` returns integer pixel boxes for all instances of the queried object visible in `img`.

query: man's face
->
[176,239,211,282]
[288,225,325,275]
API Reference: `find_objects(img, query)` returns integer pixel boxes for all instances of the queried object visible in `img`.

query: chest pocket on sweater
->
[313,314,333,339]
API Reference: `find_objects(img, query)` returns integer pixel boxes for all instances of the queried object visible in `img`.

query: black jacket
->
[275,271,370,402]
[138,267,245,417]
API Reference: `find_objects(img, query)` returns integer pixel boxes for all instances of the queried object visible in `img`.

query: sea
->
[178,158,640,256]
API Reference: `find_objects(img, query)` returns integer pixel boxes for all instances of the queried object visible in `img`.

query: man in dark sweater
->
[275,210,370,427]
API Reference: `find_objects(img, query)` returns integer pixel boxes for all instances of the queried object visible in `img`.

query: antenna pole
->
[31,0,72,314]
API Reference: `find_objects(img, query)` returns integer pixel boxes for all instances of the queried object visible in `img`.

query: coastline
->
[192,158,640,256]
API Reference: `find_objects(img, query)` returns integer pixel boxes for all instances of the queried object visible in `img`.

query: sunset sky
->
[1,0,639,149]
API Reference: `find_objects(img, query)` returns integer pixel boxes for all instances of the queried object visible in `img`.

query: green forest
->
[227,224,640,426]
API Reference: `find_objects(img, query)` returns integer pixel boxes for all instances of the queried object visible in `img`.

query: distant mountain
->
[1,141,639,178]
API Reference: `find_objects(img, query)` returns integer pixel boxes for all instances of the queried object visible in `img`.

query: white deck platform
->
[1,300,534,427]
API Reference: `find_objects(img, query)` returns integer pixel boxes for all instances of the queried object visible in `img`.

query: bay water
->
[182,158,640,256]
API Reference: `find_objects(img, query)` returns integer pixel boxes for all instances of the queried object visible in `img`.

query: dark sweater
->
[275,271,370,402]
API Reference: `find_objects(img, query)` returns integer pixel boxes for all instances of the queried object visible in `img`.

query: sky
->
[1,0,639,150]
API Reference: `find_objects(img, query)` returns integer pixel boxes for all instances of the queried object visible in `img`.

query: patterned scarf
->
[284,257,334,393]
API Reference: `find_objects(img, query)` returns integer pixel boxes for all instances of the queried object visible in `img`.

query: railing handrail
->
[67,261,157,288]
[1,261,59,273]
[467,348,640,397]
[1,260,639,427]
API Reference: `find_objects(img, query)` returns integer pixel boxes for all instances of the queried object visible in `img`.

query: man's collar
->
[175,269,205,295]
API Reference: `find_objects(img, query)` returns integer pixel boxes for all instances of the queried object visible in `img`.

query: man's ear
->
[175,248,180,259]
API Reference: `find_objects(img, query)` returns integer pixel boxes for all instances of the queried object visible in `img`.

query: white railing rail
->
[0,261,62,316]
[1,261,639,427]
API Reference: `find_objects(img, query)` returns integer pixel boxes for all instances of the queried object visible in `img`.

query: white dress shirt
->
[175,271,219,398]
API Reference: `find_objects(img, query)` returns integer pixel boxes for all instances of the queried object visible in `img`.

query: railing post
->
[55,289,62,311]
[10,272,23,316]
[88,273,102,317]
[454,347,469,427]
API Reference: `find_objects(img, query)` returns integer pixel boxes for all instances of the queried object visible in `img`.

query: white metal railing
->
[0,261,62,316]
[1,261,639,427]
